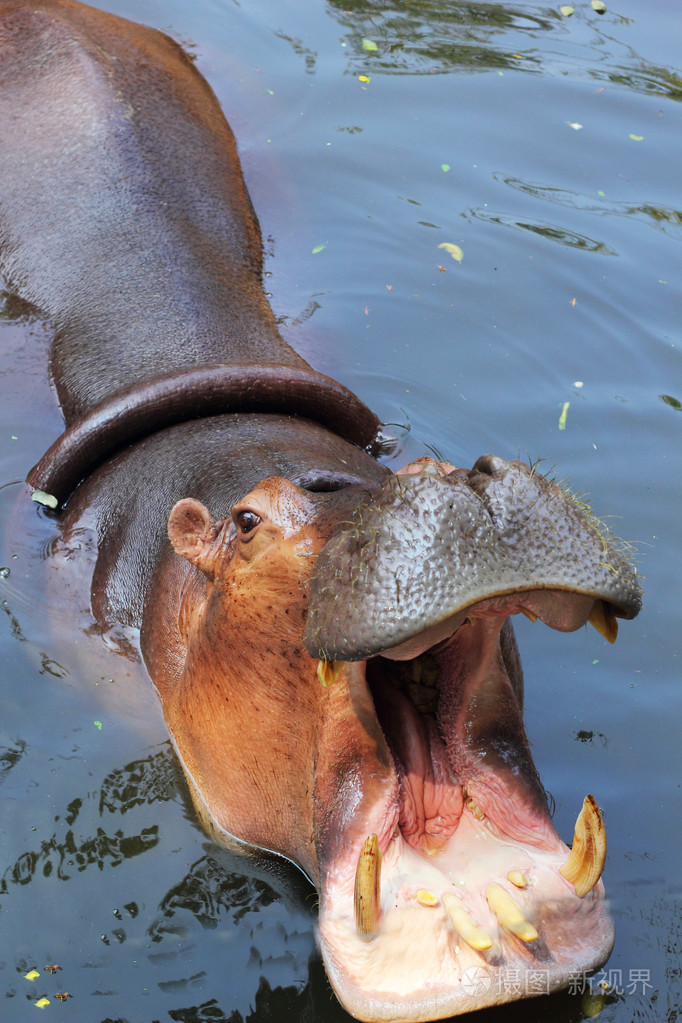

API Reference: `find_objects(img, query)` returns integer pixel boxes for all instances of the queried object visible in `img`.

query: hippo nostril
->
[472,454,508,477]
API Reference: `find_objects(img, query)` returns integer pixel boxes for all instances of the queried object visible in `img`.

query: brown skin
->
[147,478,396,885]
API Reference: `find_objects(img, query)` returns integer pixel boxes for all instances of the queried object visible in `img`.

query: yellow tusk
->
[519,606,538,623]
[486,883,538,943]
[588,600,618,644]
[442,892,494,951]
[560,793,607,898]
[354,834,382,936]
[507,870,528,888]
[317,658,344,687]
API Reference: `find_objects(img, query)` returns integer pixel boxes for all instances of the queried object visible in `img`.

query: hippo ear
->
[168,498,222,575]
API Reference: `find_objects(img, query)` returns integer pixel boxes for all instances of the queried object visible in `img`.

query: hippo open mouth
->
[304,456,641,1020]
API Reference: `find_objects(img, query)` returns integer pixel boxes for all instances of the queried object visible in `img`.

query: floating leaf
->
[362,38,378,52]
[566,122,583,130]
[629,133,643,141]
[34,998,50,1009]
[590,0,607,12]
[312,243,327,255]
[31,490,58,509]
[560,5,575,15]
[358,75,371,83]
[441,163,450,173]
[659,394,681,411]
[559,402,570,430]
[24,970,40,981]
[94,720,102,730]
[437,242,463,263]
[581,992,605,1016]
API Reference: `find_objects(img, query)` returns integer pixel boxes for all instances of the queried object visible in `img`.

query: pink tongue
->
[372,680,463,851]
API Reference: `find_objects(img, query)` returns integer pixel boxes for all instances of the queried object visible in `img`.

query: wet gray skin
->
[305,455,642,662]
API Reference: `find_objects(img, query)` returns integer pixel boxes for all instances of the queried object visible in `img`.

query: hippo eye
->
[233,509,261,537]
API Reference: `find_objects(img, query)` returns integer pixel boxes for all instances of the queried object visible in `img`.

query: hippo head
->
[160,454,641,1022]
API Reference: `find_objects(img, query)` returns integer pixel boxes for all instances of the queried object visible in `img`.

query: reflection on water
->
[468,207,617,252]
[496,175,682,240]
[0,739,26,784]
[1,750,174,889]
[99,748,178,815]
[326,0,554,75]
[324,0,682,103]
[150,855,280,939]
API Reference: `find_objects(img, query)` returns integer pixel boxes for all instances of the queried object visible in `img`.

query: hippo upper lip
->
[304,456,641,662]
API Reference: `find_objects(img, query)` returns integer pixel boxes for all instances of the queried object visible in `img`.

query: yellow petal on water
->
[312,244,327,254]
[590,0,607,12]
[560,4,575,14]
[34,998,50,1008]
[629,134,643,141]
[362,38,378,52]
[24,970,40,981]
[358,75,371,83]
[437,242,463,263]
[559,402,570,430]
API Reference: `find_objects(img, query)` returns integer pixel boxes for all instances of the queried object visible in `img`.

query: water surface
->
[1,1,679,1020]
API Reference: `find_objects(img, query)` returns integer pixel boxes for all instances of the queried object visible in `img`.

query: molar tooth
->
[465,798,486,821]
[560,793,607,898]
[486,883,538,943]
[354,834,382,936]
[442,892,494,951]
[507,871,527,888]
[416,888,439,907]
[317,658,343,687]
[588,600,618,644]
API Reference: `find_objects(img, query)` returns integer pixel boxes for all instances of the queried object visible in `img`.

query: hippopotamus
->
[0,0,642,1019]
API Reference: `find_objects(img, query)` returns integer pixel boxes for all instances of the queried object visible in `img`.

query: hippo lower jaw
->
[314,596,614,1022]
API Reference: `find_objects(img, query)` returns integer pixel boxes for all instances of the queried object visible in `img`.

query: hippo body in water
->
[0,1,641,1019]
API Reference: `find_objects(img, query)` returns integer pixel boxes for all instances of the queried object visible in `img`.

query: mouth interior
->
[316,589,618,1020]
[364,589,599,855]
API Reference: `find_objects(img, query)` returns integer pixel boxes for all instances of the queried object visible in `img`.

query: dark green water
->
[0,1,679,1021]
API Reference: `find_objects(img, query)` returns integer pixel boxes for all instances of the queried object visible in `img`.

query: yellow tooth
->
[560,793,607,898]
[507,871,527,888]
[486,883,538,942]
[354,834,382,936]
[442,892,493,951]
[520,606,538,623]
[416,888,439,907]
[588,600,618,644]
[465,798,486,821]
[317,658,344,687]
